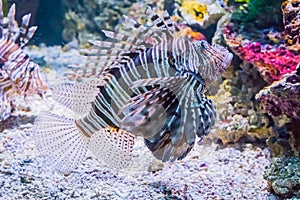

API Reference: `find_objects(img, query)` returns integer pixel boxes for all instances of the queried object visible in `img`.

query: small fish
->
[0,1,47,121]
[33,7,232,173]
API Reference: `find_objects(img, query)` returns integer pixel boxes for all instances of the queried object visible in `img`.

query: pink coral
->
[223,23,300,83]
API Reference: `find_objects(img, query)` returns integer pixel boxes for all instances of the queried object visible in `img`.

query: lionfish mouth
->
[213,44,233,73]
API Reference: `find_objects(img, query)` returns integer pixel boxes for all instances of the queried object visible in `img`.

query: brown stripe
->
[75,120,92,138]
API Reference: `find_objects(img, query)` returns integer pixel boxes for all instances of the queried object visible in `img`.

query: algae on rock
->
[264,157,300,198]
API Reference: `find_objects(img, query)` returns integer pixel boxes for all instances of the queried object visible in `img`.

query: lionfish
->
[33,7,232,173]
[0,1,47,121]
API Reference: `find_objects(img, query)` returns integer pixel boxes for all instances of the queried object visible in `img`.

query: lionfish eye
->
[29,66,35,72]
[199,41,206,49]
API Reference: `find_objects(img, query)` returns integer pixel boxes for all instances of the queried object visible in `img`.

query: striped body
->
[78,39,207,131]
[0,2,47,121]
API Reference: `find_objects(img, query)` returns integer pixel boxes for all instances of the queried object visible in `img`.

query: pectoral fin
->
[88,127,135,169]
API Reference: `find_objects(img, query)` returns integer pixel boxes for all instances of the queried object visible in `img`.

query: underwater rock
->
[174,0,225,28]
[62,0,164,45]
[208,80,247,144]
[207,56,281,145]
[62,0,137,44]
[264,157,300,198]
[282,0,300,52]
[266,125,298,158]
[256,63,300,156]
[209,114,249,144]
[256,63,300,120]
[210,1,299,148]
[216,0,299,159]
[113,0,164,33]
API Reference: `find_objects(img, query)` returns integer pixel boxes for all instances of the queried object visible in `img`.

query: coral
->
[264,157,300,198]
[223,23,300,83]
[222,0,300,84]
[174,23,206,41]
[174,0,225,28]
[256,63,300,156]
[256,63,300,120]
[282,0,300,52]
[208,67,274,144]
[209,2,300,150]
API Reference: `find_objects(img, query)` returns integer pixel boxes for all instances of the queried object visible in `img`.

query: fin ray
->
[52,79,100,115]
[32,112,89,173]
[89,127,135,169]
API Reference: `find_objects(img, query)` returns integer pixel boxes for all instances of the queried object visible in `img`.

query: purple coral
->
[256,64,300,120]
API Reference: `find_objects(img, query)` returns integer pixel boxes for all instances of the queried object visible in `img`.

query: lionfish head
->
[193,40,233,75]
[212,43,233,73]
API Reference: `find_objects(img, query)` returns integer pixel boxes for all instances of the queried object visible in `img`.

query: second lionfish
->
[33,7,232,173]
[0,1,47,121]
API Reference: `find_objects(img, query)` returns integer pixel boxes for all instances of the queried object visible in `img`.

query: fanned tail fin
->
[32,112,89,173]
[52,79,100,116]
[89,127,135,169]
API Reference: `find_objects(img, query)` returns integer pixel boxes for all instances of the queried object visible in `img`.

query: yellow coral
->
[180,1,208,22]
[176,0,225,28]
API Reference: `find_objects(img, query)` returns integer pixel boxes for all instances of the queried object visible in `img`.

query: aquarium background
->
[0,0,299,199]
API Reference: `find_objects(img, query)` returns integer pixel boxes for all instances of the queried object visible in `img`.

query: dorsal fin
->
[0,3,37,46]
[102,30,148,48]
[7,3,16,41]
[19,14,35,47]
[145,7,174,34]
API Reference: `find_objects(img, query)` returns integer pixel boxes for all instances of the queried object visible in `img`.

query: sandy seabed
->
[0,96,271,199]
